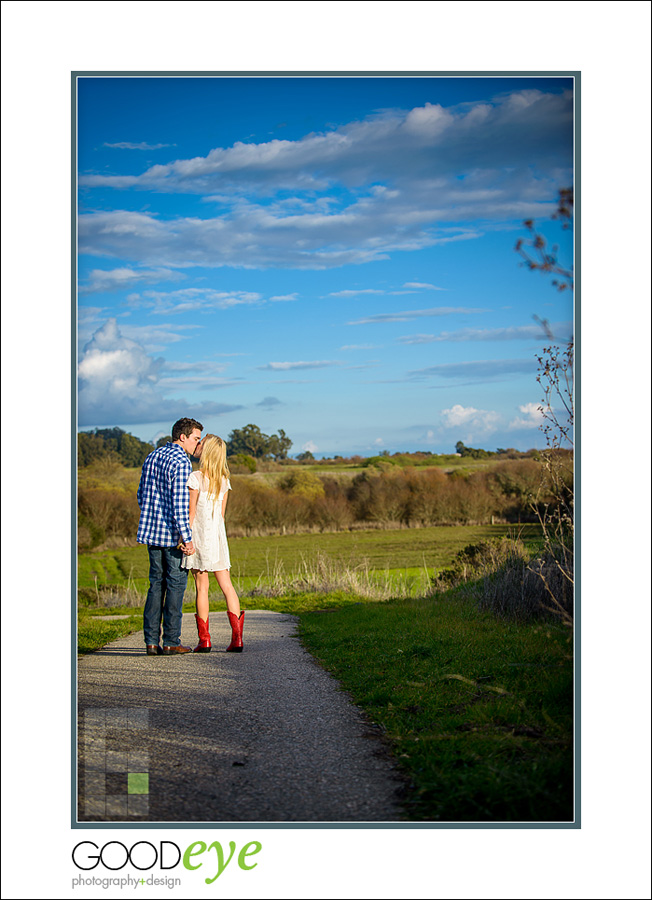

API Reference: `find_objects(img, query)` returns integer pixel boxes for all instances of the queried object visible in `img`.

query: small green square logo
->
[127,773,149,795]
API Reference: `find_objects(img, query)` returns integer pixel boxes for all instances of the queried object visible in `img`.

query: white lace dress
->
[181,471,232,572]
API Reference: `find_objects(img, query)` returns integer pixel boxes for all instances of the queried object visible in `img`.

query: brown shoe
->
[146,644,161,655]
[162,644,192,655]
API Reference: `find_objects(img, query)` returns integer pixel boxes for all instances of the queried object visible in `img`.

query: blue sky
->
[77,75,574,456]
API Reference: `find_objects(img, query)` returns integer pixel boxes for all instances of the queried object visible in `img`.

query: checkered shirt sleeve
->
[136,444,193,546]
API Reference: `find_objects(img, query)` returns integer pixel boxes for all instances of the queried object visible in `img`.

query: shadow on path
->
[77,611,405,823]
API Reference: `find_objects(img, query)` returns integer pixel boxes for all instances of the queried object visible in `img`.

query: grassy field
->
[78,523,542,599]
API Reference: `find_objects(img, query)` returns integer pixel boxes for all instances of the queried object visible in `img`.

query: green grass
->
[78,523,542,595]
[297,587,573,823]
[78,612,142,655]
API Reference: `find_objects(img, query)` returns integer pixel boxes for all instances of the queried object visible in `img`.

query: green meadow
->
[78,523,542,597]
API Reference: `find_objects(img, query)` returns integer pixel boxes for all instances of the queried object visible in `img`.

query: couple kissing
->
[136,417,244,656]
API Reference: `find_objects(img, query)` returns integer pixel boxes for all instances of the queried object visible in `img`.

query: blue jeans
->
[143,546,189,646]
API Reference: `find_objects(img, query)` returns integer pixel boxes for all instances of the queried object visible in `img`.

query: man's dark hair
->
[171,418,203,442]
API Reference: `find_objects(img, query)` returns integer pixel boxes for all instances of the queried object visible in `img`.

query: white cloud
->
[340,344,382,351]
[269,293,298,302]
[329,289,385,298]
[127,287,263,315]
[78,318,243,426]
[83,91,572,197]
[402,282,445,290]
[397,322,573,344]
[117,322,202,353]
[79,267,184,295]
[103,142,175,150]
[302,441,318,453]
[440,404,501,435]
[78,90,572,271]
[79,207,480,271]
[508,402,545,429]
[350,306,486,325]
[373,437,384,446]
[410,358,535,381]
[257,360,340,371]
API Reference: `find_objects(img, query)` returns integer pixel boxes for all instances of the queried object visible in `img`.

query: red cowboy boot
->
[193,614,212,652]
[226,610,245,652]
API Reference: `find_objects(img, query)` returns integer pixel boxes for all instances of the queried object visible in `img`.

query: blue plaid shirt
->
[137,443,193,546]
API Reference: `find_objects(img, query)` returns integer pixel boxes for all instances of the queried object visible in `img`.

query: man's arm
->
[171,461,193,545]
[137,463,146,507]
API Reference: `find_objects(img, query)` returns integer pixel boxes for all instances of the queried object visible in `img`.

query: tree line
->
[78,455,572,549]
[79,424,294,468]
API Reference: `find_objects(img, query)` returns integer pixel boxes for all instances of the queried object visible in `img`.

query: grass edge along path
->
[297,587,573,823]
[78,612,142,655]
[78,589,385,654]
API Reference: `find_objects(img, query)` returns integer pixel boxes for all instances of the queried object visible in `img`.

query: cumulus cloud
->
[440,404,501,435]
[397,322,573,344]
[79,267,184,295]
[78,90,572,270]
[302,441,318,453]
[350,306,486,325]
[257,360,340,371]
[78,318,243,426]
[508,402,545,429]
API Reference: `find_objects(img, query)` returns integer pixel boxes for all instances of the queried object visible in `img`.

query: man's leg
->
[143,546,165,646]
[161,547,189,647]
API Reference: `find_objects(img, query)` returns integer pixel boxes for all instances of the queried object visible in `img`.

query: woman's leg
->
[192,569,212,651]
[215,569,244,652]
[193,569,210,620]
[213,569,241,616]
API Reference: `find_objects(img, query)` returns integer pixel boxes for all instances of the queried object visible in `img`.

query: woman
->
[182,434,244,652]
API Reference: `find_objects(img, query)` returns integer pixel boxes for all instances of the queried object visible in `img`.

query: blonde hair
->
[199,434,231,510]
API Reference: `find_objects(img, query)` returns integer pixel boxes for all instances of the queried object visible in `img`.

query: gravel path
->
[77,611,405,823]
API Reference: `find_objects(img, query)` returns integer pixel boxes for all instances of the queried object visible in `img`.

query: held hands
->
[178,540,195,555]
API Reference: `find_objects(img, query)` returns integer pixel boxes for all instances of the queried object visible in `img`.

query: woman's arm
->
[189,488,199,527]
[221,490,228,519]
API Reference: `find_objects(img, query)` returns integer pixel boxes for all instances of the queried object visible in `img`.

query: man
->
[137,418,203,655]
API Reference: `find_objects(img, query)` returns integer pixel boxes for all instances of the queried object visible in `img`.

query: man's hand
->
[181,541,195,555]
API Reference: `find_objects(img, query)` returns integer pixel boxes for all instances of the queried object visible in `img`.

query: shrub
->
[78,489,140,543]
[363,455,398,469]
[433,538,529,588]
[479,546,573,622]
[229,453,257,474]
[279,469,325,499]
[433,537,573,623]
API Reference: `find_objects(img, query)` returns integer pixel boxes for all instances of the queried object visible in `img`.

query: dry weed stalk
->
[529,341,574,626]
